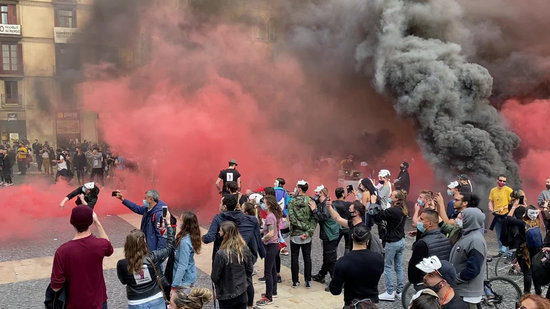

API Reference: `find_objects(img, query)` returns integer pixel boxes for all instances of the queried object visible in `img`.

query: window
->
[1,43,18,71]
[4,80,18,103]
[56,9,75,28]
[0,4,16,24]
[1,6,7,24]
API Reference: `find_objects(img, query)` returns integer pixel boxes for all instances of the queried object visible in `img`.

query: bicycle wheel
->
[480,276,522,309]
[401,282,414,309]
[494,250,516,276]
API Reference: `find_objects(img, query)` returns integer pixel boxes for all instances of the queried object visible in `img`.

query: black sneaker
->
[305,281,311,288]
[292,282,300,288]
[277,276,282,283]
[258,277,266,282]
[312,273,325,284]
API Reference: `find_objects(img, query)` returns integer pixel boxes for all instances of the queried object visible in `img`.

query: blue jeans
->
[384,238,405,294]
[128,296,166,309]
[494,216,509,253]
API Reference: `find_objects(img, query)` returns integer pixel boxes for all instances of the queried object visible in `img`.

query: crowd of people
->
[0,138,127,187]
[43,157,550,309]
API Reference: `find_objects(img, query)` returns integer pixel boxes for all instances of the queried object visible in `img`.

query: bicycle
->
[401,257,521,308]
[494,249,522,278]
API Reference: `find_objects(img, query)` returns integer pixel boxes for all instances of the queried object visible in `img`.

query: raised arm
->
[326,200,349,228]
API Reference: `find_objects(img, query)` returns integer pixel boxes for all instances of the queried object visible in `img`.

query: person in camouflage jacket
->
[288,180,318,288]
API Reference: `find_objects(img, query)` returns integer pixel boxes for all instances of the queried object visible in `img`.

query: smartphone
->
[111,191,118,197]
[519,196,525,205]
[346,185,354,193]
[162,205,168,217]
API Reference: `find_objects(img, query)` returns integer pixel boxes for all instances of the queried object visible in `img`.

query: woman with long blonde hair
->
[211,221,253,309]
[168,287,213,309]
[172,211,202,288]
[117,210,176,308]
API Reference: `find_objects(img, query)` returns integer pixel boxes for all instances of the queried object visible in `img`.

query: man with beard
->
[394,161,410,193]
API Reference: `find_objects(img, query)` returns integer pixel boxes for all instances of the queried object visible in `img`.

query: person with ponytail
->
[172,212,202,289]
[211,221,254,309]
[168,287,213,309]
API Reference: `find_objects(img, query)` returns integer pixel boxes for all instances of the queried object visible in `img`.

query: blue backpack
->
[526,226,543,249]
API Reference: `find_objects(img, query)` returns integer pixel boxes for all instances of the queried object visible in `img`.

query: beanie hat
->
[70,205,93,231]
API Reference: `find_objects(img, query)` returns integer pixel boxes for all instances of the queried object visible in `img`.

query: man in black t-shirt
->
[333,187,352,255]
[329,224,384,306]
[216,159,241,195]
[416,256,468,309]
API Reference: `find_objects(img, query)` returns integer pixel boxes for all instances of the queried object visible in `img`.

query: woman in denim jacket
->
[172,212,202,288]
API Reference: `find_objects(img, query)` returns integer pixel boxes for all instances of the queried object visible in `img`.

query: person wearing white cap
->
[287,180,318,288]
[415,256,468,308]
[378,169,392,210]
[445,181,460,218]
[59,182,101,209]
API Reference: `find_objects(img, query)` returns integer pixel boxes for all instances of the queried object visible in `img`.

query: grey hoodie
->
[449,208,487,298]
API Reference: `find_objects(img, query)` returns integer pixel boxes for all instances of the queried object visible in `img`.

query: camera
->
[111,191,118,197]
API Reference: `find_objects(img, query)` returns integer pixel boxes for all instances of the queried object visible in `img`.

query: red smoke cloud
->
[501,99,550,200]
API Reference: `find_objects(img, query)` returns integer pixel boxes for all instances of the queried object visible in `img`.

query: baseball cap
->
[84,182,95,190]
[378,169,391,178]
[458,174,469,180]
[70,205,93,231]
[314,185,325,193]
[416,256,457,285]
[297,180,308,186]
[229,159,238,165]
[447,181,459,189]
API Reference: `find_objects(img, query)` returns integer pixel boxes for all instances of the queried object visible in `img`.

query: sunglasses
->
[498,180,507,183]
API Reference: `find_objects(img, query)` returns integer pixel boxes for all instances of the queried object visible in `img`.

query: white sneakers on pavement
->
[378,291,396,301]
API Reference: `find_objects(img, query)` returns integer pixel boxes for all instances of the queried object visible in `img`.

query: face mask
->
[143,199,150,208]
[527,209,539,221]
[357,192,363,201]
[82,187,86,193]
[546,184,550,190]
[349,209,356,217]
[387,197,393,205]
[294,188,298,195]
[455,218,463,228]
[417,199,425,207]
[314,194,320,202]
[497,182,505,188]
[426,280,444,294]
[417,222,426,233]
[447,189,453,197]
[260,202,267,211]
[379,180,385,184]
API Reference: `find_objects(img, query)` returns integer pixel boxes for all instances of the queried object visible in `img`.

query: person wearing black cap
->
[394,161,410,193]
[216,159,241,195]
[457,175,472,193]
[329,224,384,307]
[50,205,113,309]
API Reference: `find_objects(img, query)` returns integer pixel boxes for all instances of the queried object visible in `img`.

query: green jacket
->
[288,195,317,237]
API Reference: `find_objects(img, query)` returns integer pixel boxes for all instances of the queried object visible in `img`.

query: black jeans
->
[318,238,339,279]
[218,291,247,309]
[264,243,278,299]
[75,168,85,185]
[337,230,351,256]
[290,241,312,284]
[518,247,542,294]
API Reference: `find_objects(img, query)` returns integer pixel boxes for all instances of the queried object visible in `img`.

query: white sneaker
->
[396,292,402,300]
[379,291,395,301]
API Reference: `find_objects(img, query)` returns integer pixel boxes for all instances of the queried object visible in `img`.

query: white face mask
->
[527,209,540,221]
[455,218,463,229]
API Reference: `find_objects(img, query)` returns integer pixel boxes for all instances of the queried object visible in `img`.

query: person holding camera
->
[488,174,514,256]
[117,210,176,308]
[114,189,168,252]
[506,195,544,295]
[373,190,408,302]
